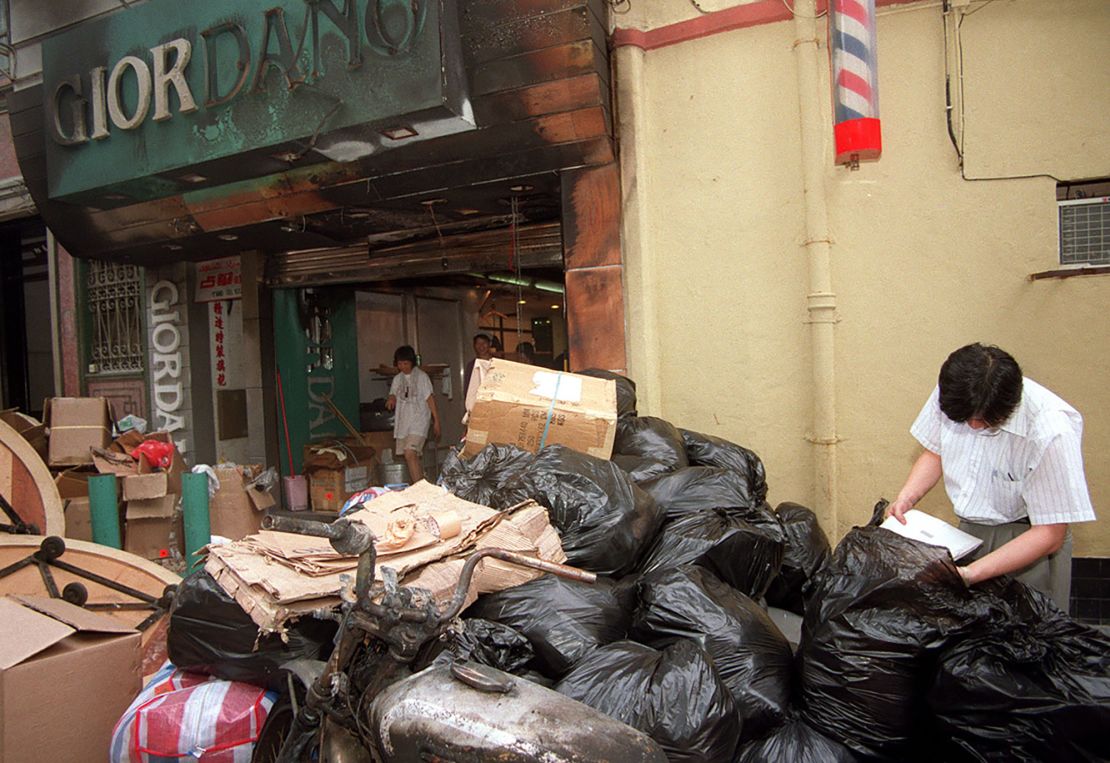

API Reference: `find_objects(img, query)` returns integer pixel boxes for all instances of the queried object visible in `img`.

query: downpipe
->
[792,0,841,536]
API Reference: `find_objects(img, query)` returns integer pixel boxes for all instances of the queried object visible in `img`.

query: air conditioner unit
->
[1058,196,1110,266]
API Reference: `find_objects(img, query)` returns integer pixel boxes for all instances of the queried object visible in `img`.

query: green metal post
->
[181,472,211,571]
[88,474,122,549]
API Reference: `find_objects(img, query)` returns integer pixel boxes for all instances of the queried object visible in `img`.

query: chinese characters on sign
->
[195,256,242,302]
[213,301,227,387]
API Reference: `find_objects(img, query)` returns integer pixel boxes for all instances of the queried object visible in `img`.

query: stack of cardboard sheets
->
[206,481,565,632]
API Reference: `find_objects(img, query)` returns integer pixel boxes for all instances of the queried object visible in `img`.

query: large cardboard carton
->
[55,468,108,542]
[462,359,618,459]
[210,464,273,541]
[0,595,141,762]
[124,494,180,560]
[43,397,113,467]
[304,440,377,512]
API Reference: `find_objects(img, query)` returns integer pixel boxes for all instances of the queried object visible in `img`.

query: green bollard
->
[88,474,122,549]
[181,472,211,572]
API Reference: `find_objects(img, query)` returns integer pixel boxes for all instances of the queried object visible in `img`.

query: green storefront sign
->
[42,0,471,205]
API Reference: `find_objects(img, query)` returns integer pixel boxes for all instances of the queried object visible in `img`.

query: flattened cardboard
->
[44,397,113,467]
[462,359,617,459]
[11,594,136,634]
[0,595,141,763]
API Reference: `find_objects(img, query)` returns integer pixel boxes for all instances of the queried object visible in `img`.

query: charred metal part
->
[449,661,514,694]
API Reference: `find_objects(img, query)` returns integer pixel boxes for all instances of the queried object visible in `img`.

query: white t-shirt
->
[390,367,434,439]
[910,378,1096,526]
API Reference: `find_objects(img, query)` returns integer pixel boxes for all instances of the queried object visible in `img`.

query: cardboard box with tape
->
[43,397,113,467]
[462,359,618,459]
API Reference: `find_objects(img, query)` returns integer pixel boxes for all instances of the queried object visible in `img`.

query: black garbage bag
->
[631,565,793,739]
[928,577,1110,763]
[614,416,688,472]
[428,618,534,674]
[764,502,831,615]
[734,716,859,763]
[168,570,338,691]
[437,443,534,508]
[637,508,786,600]
[510,445,665,576]
[797,522,988,761]
[466,574,630,679]
[640,466,761,520]
[577,368,637,417]
[612,454,673,484]
[555,639,740,763]
[680,429,768,504]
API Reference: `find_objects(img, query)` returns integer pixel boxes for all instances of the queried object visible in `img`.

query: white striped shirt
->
[910,378,1096,526]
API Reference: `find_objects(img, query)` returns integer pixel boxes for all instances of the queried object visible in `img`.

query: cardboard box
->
[124,494,180,560]
[210,464,272,541]
[63,498,93,542]
[0,595,141,762]
[123,471,170,501]
[54,467,97,500]
[0,409,47,461]
[462,359,618,459]
[43,397,113,467]
[309,464,374,512]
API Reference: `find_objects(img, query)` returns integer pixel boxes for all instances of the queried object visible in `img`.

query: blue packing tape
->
[539,372,563,450]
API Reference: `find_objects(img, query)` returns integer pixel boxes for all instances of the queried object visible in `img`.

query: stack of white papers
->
[880,509,983,561]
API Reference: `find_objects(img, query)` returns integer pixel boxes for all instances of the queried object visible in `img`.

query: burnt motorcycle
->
[252,514,666,763]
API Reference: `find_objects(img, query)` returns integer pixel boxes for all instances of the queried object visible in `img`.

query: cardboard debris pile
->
[302,439,378,512]
[206,481,564,633]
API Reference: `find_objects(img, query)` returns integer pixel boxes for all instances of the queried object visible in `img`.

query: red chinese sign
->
[195,256,242,302]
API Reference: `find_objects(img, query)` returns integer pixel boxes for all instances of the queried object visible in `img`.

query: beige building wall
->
[616,0,1110,555]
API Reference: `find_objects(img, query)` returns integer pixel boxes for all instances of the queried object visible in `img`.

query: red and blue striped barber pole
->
[829,0,882,165]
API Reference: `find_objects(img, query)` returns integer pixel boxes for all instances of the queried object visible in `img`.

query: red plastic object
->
[131,440,174,469]
[834,117,882,165]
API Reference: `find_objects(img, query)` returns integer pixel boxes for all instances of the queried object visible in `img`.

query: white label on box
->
[344,466,370,493]
[530,372,583,404]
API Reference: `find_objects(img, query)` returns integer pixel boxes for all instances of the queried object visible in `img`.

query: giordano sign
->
[41,0,471,204]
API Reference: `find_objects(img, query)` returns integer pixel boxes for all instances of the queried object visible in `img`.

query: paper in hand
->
[880,509,983,560]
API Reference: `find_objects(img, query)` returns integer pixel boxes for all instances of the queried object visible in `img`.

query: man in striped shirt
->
[888,343,1096,609]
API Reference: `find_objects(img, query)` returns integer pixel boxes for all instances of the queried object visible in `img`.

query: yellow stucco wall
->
[617,0,1110,555]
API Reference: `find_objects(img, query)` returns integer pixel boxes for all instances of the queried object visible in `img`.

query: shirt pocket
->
[989,469,1025,513]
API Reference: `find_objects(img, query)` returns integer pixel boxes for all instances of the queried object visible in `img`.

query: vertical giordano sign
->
[41,0,471,205]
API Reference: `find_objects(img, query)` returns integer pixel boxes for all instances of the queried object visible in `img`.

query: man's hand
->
[386,395,396,411]
[885,498,913,525]
[956,564,976,587]
[432,420,441,440]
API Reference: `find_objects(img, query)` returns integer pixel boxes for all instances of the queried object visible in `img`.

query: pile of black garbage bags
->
[166,369,1110,762]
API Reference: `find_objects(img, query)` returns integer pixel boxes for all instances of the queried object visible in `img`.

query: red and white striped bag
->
[110,663,277,763]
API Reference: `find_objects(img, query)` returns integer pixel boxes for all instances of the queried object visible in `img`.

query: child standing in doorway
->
[385,345,440,483]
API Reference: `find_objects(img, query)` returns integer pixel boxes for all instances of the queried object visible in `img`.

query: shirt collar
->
[998,388,1030,437]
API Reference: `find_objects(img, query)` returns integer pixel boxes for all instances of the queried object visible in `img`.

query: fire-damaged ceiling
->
[9,0,613,268]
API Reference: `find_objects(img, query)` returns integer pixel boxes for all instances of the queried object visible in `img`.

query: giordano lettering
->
[48,0,428,147]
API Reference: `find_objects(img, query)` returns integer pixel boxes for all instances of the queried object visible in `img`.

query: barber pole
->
[829,0,882,166]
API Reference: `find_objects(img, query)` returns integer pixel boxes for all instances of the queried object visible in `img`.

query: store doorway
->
[0,218,51,417]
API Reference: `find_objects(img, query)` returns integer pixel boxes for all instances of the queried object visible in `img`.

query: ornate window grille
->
[87,261,144,374]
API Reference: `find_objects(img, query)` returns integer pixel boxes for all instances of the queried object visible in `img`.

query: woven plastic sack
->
[110,663,277,763]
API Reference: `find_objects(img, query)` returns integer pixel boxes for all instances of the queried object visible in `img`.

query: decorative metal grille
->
[1059,198,1110,266]
[87,261,144,374]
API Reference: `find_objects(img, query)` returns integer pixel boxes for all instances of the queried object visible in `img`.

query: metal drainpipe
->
[792,0,840,535]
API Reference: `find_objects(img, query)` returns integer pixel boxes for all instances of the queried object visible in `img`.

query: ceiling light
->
[163,243,183,251]
[509,184,534,193]
[518,299,527,305]
[551,304,561,310]
[178,173,207,184]
[420,198,447,207]
[217,233,239,241]
[104,193,128,201]
[381,126,418,140]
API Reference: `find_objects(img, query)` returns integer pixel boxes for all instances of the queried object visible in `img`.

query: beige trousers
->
[958,519,1073,610]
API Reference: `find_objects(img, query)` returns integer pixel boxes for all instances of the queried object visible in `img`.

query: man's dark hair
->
[938,343,1023,426]
[393,345,417,365]
[473,333,491,345]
